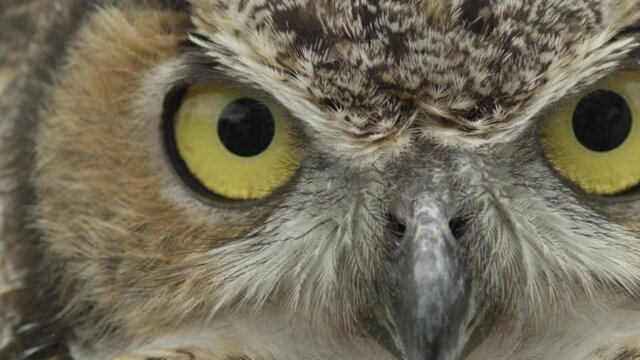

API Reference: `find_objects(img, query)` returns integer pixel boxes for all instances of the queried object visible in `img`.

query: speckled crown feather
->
[190,0,639,144]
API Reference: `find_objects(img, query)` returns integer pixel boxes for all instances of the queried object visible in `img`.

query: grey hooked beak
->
[379,193,481,360]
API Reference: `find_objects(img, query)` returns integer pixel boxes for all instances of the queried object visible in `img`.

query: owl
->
[2,0,640,359]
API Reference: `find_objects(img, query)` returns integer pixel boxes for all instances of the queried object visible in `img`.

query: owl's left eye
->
[163,83,304,202]
[542,72,640,196]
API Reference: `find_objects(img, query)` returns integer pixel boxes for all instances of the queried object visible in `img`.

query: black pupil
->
[217,98,275,157]
[572,90,633,152]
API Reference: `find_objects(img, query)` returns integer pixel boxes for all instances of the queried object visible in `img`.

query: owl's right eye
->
[163,83,304,202]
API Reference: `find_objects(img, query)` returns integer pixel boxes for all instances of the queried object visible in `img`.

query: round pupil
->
[217,98,275,157]
[572,90,633,152]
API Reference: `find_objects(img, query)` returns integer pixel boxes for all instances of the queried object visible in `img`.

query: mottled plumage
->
[2,1,640,360]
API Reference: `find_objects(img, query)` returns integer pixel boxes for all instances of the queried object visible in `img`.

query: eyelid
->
[168,58,310,141]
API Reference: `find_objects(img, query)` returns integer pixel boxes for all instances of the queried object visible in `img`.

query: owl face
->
[2,0,640,360]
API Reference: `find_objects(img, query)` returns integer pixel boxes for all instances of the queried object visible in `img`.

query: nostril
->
[387,213,468,241]
[387,213,407,238]
[448,216,468,240]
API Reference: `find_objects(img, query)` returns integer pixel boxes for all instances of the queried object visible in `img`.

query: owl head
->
[2,1,640,360]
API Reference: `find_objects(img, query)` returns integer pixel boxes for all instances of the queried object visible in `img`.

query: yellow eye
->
[542,72,640,196]
[165,83,303,201]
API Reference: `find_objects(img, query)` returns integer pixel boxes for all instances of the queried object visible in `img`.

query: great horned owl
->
[2,0,640,359]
